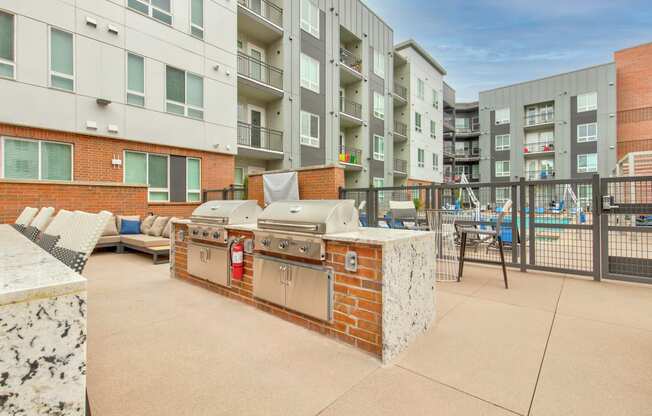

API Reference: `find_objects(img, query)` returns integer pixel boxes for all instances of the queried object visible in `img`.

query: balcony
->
[443,116,455,133]
[454,148,481,161]
[393,82,408,105]
[525,169,555,180]
[237,52,283,101]
[394,120,408,140]
[339,48,363,85]
[445,174,480,183]
[236,121,284,159]
[237,0,283,43]
[339,98,363,127]
[524,111,554,128]
[523,140,555,155]
[338,146,362,169]
[393,158,408,176]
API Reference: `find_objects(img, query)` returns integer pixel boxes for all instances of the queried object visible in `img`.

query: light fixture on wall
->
[96,98,111,106]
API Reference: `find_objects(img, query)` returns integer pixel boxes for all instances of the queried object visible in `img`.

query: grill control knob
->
[261,238,271,247]
[191,229,199,236]
[299,245,309,254]
[278,240,289,250]
[202,231,209,238]
[212,231,221,240]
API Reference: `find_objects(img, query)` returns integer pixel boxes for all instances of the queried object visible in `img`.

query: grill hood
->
[191,200,262,224]
[258,200,359,234]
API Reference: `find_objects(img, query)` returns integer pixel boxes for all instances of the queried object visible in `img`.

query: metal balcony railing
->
[237,121,283,152]
[339,48,362,73]
[393,82,407,100]
[524,111,555,127]
[394,158,408,173]
[237,52,283,90]
[454,148,481,158]
[523,140,555,154]
[339,98,362,119]
[394,120,408,137]
[238,0,283,27]
[525,169,555,180]
[338,146,362,165]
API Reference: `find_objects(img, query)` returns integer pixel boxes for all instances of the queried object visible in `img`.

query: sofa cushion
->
[163,217,180,239]
[141,215,157,234]
[117,215,140,232]
[102,216,119,236]
[98,235,121,245]
[148,216,169,237]
[121,234,170,248]
[120,219,141,235]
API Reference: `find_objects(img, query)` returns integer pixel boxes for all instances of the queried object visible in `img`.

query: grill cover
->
[191,200,262,224]
[258,200,359,234]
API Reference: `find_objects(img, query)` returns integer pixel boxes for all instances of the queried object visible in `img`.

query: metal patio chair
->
[457,200,512,289]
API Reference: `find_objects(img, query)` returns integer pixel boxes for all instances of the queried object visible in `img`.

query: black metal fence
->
[339,175,652,284]
[202,185,246,203]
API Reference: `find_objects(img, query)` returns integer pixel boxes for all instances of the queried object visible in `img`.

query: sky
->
[365,0,652,102]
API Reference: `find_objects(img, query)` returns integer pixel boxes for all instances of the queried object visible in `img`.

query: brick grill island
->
[170,207,436,363]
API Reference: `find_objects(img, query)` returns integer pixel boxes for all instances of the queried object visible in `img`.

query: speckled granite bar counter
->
[0,224,87,415]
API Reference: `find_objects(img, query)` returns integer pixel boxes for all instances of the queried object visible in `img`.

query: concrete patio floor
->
[85,252,652,416]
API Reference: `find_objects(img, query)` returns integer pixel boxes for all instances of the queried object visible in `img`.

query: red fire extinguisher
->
[231,240,244,281]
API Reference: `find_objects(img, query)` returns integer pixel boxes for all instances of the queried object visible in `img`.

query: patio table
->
[0,224,88,414]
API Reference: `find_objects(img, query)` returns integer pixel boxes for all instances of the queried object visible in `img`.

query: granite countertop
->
[324,228,435,245]
[0,225,86,306]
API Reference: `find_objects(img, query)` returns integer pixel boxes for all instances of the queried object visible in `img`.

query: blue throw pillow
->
[120,219,141,235]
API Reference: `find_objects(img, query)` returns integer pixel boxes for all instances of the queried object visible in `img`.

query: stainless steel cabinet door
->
[188,243,229,287]
[253,256,287,308]
[285,265,332,322]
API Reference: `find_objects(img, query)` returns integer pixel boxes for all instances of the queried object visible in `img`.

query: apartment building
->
[392,40,445,187]
[443,101,480,182]
[236,0,394,190]
[479,63,617,192]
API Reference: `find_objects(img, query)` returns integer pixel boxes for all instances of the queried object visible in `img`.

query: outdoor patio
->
[85,252,652,416]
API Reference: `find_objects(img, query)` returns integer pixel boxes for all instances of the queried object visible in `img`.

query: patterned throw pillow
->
[51,246,88,274]
[141,215,158,234]
[148,217,170,237]
[37,233,61,252]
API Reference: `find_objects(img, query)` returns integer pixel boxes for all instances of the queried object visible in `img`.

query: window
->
[373,49,385,79]
[234,167,245,186]
[2,137,73,181]
[415,112,422,132]
[186,158,201,202]
[300,111,319,147]
[128,0,172,25]
[577,92,597,112]
[496,187,510,205]
[417,78,425,100]
[432,153,438,171]
[127,53,145,106]
[495,134,511,151]
[300,53,319,93]
[577,123,598,143]
[578,184,593,209]
[190,0,204,39]
[417,148,425,168]
[373,177,384,188]
[432,89,439,109]
[166,66,204,119]
[430,120,436,139]
[495,160,510,177]
[577,153,598,173]
[373,135,384,161]
[0,11,15,79]
[373,92,385,120]
[300,0,319,38]
[124,151,169,201]
[495,108,510,125]
[50,28,74,91]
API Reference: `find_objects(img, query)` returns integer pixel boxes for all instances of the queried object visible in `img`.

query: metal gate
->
[600,176,652,283]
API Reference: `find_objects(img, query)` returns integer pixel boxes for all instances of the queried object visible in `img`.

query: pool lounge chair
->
[23,207,55,241]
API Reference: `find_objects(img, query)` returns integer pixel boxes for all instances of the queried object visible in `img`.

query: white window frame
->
[430,120,437,139]
[432,89,439,109]
[234,167,245,185]
[496,187,510,205]
[123,150,170,202]
[417,148,425,168]
[126,52,146,107]
[373,92,385,120]
[577,122,598,143]
[300,53,320,93]
[127,0,173,25]
[495,134,511,151]
[300,0,320,39]
[300,111,320,148]
[577,153,598,173]
[48,27,75,92]
[373,49,385,80]
[417,78,425,100]
[190,0,204,39]
[0,10,16,80]
[415,112,422,132]
[577,92,597,112]
[165,66,204,120]
[373,177,384,188]
[432,153,438,171]
[186,157,201,202]
[373,135,385,161]
[495,160,511,177]
[495,108,510,125]
[1,137,74,181]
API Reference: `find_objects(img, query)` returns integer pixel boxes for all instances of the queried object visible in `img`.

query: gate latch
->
[602,195,619,211]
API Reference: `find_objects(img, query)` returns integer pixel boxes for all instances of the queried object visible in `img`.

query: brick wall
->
[247,165,345,206]
[0,123,236,221]
[615,43,652,159]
